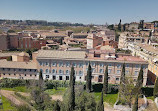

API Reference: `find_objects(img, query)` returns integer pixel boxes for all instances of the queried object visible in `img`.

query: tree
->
[97,90,104,111]
[132,94,138,111]
[118,19,122,31]
[86,62,92,92]
[153,77,158,98]
[139,20,144,30]
[103,66,108,94]
[68,66,75,110]
[38,70,44,90]
[135,66,143,94]
[119,63,126,102]
[53,100,61,111]
[60,38,63,45]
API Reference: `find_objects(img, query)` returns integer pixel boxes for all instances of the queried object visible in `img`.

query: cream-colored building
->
[33,50,148,86]
[128,43,158,83]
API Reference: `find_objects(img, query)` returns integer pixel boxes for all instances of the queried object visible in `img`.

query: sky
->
[0,0,158,25]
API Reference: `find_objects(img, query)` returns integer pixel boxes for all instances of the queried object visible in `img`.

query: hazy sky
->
[0,0,158,24]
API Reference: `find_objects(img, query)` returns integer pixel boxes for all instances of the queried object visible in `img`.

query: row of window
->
[2,73,36,77]
[39,61,144,69]
[41,69,83,75]
[1,68,37,72]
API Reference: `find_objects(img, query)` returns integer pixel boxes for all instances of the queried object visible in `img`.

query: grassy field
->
[1,86,29,92]
[45,87,67,95]
[94,92,118,106]
[147,96,154,101]
[1,96,17,111]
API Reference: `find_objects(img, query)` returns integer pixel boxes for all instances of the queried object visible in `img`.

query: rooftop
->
[36,50,86,59]
[0,60,37,69]
[0,52,21,57]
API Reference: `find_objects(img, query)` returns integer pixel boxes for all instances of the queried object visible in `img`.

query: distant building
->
[128,22,139,30]
[0,34,8,50]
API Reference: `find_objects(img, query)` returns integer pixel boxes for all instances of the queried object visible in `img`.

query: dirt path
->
[144,99,158,111]
[0,90,25,106]
[50,95,63,101]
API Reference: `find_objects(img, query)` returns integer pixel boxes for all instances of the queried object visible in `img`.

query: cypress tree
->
[153,77,158,98]
[119,63,125,101]
[38,70,43,90]
[135,65,143,94]
[86,62,92,92]
[132,94,138,111]
[118,19,122,31]
[97,90,104,111]
[54,100,61,111]
[69,66,75,110]
[103,66,108,94]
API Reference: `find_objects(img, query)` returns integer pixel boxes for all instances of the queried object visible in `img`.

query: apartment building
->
[0,60,37,79]
[127,43,158,83]
[33,50,148,86]
[118,32,148,49]
[0,34,8,50]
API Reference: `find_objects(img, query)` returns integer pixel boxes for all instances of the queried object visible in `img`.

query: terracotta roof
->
[0,60,37,69]
[37,50,86,59]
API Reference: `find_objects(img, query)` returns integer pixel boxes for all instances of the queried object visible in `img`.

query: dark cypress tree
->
[86,62,92,93]
[119,63,125,100]
[69,66,75,110]
[118,19,122,31]
[153,77,158,98]
[135,65,144,94]
[38,70,44,90]
[103,66,108,94]
[97,90,104,111]
[132,94,138,111]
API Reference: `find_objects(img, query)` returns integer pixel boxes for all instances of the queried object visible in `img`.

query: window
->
[108,69,112,74]
[100,63,104,67]
[79,71,83,75]
[39,62,43,66]
[116,78,119,81]
[45,69,49,73]
[66,70,69,74]
[66,62,70,67]
[92,62,95,67]
[135,64,139,68]
[19,69,21,71]
[66,76,69,80]
[30,74,32,76]
[59,76,62,80]
[117,70,121,74]
[40,69,43,72]
[126,64,129,68]
[59,70,63,74]
[46,75,49,79]
[80,77,82,79]
[45,62,49,66]
[108,77,110,80]
[59,62,63,67]
[53,76,56,80]
[75,71,77,75]
[108,64,112,67]
[99,69,103,73]
[52,69,56,74]
[52,62,56,66]
[134,71,139,76]
[79,63,83,68]
[117,64,121,68]
[126,70,129,74]
[92,68,95,73]
[73,62,77,67]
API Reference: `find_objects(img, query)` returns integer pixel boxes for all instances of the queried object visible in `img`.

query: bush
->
[17,105,31,111]
[0,78,26,88]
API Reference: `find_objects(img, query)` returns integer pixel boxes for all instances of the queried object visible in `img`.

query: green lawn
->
[147,96,154,101]
[1,86,29,92]
[45,87,67,95]
[1,96,17,111]
[94,92,118,106]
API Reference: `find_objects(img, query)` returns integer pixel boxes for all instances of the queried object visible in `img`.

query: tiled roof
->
[0,52,20,57]
[37,50,86,59]
[0,60,37,69]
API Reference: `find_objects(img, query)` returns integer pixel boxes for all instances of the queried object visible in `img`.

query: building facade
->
[33,50,148,86]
